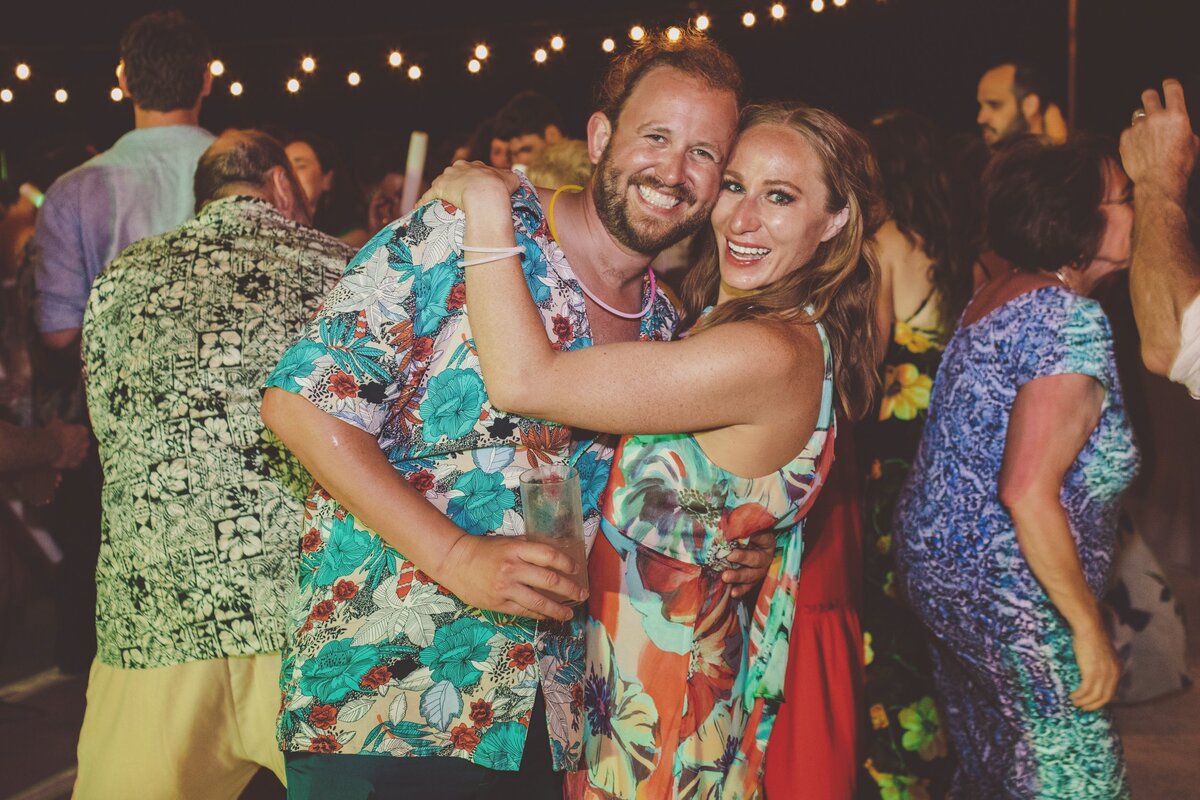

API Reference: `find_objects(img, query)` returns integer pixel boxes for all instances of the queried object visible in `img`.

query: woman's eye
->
[721,179,743,193]
[768,191,794,205]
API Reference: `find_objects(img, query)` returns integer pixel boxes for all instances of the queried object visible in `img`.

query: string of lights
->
[0,2,857,105]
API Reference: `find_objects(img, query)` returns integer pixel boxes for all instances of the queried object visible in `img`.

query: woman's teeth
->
[728,242,770,259]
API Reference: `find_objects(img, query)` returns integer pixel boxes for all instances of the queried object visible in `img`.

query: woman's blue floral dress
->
[894,285,1137,798]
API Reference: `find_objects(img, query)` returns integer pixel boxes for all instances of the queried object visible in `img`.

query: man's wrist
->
[1134,178,1190,208]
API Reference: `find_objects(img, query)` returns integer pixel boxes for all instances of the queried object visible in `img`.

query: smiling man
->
[261,29,753,800]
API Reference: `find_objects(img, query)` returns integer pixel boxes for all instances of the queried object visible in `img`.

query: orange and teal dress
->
[572,318,837,800]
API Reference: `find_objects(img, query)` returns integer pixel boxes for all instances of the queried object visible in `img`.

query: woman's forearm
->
[1008,494,1106,633]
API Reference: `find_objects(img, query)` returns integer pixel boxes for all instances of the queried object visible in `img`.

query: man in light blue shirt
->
[33,10,215,350]
[28,10,215,675]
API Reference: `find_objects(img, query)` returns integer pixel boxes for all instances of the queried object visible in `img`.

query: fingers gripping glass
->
[519,465,587,604]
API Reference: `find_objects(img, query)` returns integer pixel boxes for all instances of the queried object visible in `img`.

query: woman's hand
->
[417,161,521,215]
[1069,620,1121,711]
[436,533,587,622]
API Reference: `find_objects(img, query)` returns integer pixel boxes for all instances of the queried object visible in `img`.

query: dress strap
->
[901,287,937,325]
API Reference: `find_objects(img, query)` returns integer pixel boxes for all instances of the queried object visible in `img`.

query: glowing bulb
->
[811,0,825,11]
[666,27,682,42]
[468,58,481,74]
[696,15,711,31]
[533,48,548,63]
[229,81,243,96]
[301,56,316,73]
[347,71,361,86]
[834,0,846,6]
[15,64,30,81]
[209,60,225,77]
[742,11,757,27]
[407,65,422,80]
[388,50,403,67]
[550,35,564,51]
[601,38,616,53]
[286,78,300,93]
[110,87,123,101]
[0,89,13,103]
[771,3,786,18]
[54,88,68,103]
[629,25,645,42]
[474,44,489,60]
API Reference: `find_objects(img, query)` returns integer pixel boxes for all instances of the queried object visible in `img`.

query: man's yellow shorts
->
[73,653,285,799]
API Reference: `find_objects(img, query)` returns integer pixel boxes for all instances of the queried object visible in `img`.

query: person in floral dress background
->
[857,111,977,799]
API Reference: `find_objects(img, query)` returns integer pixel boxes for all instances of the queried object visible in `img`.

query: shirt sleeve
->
[264,202,463,437]
[32,179,90,333]
[1168,293,1200,399]
[1016,292,1114,391]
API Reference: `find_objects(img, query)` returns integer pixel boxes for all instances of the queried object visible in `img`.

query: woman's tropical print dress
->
[572,319,837,800]
[858,292,956,799]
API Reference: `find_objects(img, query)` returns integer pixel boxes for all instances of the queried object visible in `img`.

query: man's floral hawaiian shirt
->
[264,177,676,770]
[83,196,354,668]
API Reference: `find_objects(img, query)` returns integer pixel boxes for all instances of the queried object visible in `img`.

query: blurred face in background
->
[285,141,333,212]
[489,138,512,170]
[976,65,1026,147]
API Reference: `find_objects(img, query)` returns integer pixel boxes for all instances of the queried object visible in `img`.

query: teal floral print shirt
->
[82,196,355,668]
[264,177,677,769]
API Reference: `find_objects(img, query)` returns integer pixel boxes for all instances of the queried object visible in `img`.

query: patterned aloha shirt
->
[263,176,676,770]
[82,196,355,668]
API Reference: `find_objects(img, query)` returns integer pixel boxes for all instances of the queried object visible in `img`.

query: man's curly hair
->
[120,11,211,112]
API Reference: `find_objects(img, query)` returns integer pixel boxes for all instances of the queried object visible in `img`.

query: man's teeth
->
[728,242,770,257]
[637,184,681,209]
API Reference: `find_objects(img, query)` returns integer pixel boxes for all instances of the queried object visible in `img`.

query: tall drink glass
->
[519,464,587,603]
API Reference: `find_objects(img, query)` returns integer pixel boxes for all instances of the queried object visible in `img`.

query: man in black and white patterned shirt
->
[78,129,355,797]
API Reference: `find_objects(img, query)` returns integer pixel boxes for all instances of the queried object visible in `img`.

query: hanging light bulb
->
[629,25,645,42]
[285,78,300,93]
[666,27,682,42]
[54,88,68,103]
[388,50,403,67]
[1,89,14,103]
[771,3,786,19]
[696,15,711,31]
[601,37,616,52]
[468,58,481,74]
[811,0,826,11]
[533,48,548,63]
[209,60,225,77]
[407,64,422,80]
[229,81,244,96]
[301,56,316,73]
[347,71,361,86]
[742,11,757,27]
[15,64,31,81]
[834,0,847,6]
[550,35,565,51]
[474,44,489,60]
[110,87,124,101]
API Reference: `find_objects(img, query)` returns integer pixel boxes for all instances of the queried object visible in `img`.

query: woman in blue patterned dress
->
[894,137,1138,798]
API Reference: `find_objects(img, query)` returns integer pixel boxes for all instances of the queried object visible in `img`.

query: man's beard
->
[985,110,1029,147]
[591,144,710,255]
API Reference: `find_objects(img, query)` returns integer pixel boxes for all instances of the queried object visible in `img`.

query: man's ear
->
[117,62,130,98]
[586,113,611,165]
[200,69,213,100]
[1021,92,1042,126]
[544,124,564,146]
[267,165,307,223]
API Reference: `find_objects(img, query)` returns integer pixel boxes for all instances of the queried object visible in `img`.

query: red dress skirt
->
[763,427,864,799]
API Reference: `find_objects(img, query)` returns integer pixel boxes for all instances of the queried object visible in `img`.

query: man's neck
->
[541,186,651,296]
[133,105,201,130]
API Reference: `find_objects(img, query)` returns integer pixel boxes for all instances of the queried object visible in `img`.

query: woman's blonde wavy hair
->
[680,102,885,420]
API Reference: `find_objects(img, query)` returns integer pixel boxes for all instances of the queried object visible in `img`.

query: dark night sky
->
[1,0,1197,179]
